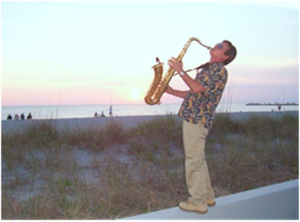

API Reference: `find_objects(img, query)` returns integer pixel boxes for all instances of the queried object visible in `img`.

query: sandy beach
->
[2,111,298,135]
[2,115,166,135]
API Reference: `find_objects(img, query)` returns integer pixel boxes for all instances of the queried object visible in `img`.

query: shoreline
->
[2,110,298,134]
[2,103,299,121]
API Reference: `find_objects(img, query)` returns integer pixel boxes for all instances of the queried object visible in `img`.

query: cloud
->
[229,65,299,86]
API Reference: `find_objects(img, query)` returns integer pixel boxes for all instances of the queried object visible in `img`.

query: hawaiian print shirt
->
[178,63,228,129]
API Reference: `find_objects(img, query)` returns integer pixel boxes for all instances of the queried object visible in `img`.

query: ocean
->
[1,103,299,121]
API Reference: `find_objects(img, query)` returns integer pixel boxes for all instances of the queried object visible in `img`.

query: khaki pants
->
[182,120,215,205]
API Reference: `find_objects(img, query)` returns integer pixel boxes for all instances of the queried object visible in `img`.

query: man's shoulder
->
[210,63,227,75]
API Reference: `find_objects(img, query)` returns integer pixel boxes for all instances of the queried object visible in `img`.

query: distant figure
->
[278,105,281,111]
[27,113,32,120]
[109,105,113,116]
[7,114,12,120]
[14,114,19,120]
[20,113,25,120]
[94,112,98,118]
[101,111,105,117]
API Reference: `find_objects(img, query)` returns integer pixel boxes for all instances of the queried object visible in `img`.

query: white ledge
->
[123,179,299,220]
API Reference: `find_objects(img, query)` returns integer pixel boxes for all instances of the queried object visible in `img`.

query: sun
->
[130,87,143,101]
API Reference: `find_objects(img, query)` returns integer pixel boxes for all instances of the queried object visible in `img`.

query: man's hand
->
[168,57,183,73]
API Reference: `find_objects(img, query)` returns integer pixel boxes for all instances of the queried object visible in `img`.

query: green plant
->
[1,113,298,219]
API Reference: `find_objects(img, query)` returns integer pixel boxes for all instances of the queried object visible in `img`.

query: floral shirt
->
[178,63,228,129]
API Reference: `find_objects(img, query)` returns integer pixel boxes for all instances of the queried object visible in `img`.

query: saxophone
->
[144,37,212,105]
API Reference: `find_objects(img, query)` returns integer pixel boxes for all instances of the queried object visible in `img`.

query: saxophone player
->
[166,40,237,214]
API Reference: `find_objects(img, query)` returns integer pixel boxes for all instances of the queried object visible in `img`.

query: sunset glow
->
[1,1,299,106]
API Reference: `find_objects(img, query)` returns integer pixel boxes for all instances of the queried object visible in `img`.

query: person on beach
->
[109,105,113,116]
[166,40,237,214]
[26,113,32,120]
[14,114,20,120]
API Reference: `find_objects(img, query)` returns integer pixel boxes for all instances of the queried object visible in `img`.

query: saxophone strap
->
[186,62,210,73]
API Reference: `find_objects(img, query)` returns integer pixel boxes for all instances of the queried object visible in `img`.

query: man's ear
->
[222,54,229,63]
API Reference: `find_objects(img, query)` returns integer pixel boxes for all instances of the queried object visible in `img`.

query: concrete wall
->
[123,179,298,220]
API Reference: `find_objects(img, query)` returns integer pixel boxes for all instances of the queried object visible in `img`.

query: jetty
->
[246,102,298,106]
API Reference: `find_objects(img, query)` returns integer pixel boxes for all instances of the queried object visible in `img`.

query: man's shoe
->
[179,201,208,214]
[188,197,216,207]
[207,198,216,206]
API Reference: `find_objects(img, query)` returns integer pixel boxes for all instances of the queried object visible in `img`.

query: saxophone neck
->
[189,37,212,50]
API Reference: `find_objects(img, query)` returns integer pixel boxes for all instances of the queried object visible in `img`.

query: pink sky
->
[1,1,298,106]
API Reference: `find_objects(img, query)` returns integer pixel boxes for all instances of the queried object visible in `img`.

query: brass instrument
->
[144,37,211,105]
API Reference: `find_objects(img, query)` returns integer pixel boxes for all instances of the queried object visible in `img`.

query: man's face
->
[210,41,230,63]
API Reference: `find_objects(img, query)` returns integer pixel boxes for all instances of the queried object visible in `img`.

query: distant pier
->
[246,102,298,106]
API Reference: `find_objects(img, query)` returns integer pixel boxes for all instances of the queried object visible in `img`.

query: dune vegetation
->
[2,112,298,219]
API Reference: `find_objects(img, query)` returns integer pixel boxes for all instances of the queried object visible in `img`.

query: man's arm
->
[165,86,188,99]
[168,57,207,93]
[179,71,207,93]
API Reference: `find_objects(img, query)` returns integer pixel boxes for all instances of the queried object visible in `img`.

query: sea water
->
[1,103,298,120]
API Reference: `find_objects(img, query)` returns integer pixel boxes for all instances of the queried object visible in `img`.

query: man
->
[166,40,237,214]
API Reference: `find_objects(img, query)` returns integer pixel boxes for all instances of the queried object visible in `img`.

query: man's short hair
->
[223,40,237,65]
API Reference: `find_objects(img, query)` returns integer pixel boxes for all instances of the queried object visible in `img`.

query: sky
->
[1,0,299,106]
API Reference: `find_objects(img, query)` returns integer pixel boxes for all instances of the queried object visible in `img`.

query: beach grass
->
[2,112,298,219]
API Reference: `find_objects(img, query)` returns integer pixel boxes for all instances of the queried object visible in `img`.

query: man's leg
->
[180,120,210,213]
[203,158,215,205]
